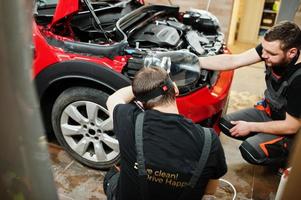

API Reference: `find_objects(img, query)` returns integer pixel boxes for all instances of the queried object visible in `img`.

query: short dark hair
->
[132,67,176,109]
[264,21,301,51]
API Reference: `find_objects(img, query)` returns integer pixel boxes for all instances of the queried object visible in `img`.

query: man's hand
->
[230,121,252,137]
[228,112,301,137]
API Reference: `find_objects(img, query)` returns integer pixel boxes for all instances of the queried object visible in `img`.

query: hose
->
[219,178,237,200]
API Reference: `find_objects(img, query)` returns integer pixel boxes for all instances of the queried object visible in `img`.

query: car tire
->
[51,87,119,169]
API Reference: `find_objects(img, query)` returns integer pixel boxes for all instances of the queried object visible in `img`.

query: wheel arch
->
[34,60,131,135]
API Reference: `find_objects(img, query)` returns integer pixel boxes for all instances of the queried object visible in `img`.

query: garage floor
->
[47,42,281,200]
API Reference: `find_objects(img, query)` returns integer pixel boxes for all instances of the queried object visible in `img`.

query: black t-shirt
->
[113,103,227,200]
[255,44,301,118]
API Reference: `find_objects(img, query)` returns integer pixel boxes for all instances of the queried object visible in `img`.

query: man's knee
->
[239,139,267,165]
[239,134,290,166]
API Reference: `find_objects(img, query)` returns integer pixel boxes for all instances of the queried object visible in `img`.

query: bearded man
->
[199,21,301,167]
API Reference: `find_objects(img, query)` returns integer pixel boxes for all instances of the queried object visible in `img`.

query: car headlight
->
[144,50,201,90]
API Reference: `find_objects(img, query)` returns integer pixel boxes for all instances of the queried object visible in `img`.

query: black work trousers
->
[222,108,294,167]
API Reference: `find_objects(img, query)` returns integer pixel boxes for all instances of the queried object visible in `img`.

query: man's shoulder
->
[113,103,142,127]
[291,73,301,83]
[196,126,223,154]
[114,103,139,115]
[287,67,301,87]
[194,125,219,139]
[292,65,301,79]
[189,125,222,154]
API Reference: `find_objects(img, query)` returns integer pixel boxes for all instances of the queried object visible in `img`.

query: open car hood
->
[51,0,79,27]
[49,0,145,28]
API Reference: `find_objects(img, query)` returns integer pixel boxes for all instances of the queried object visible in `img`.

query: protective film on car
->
[143,50,201,89]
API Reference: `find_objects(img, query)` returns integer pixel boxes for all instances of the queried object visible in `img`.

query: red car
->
[33,0,234,169]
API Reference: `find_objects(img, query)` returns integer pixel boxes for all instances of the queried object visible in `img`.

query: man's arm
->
[230,112,301,137]
[204,179,219,195]
[106,86,134,117]
[199,48,262,71]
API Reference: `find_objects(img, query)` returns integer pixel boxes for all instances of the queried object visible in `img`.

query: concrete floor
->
[48,143,106,200]
[47,41,281,200]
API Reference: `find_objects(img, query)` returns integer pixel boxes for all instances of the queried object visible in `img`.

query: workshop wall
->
[294,3,301,26]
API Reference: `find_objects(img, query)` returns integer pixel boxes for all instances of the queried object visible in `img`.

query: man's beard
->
[272,60,290,76]
[267,51,300,76]
[270,58,291,76]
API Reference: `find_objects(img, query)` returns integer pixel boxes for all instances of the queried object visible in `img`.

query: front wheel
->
[51,87,119,169]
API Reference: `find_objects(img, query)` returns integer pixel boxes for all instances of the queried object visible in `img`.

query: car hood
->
[51,0,79,27]
[49,0,144,28]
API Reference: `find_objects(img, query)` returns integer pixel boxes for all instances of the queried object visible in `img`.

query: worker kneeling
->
[104,66,227,200]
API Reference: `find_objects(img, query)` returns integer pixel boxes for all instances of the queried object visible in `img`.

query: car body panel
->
[177,70,233,132]
[33,21,129,76]
[51,0,79,27]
